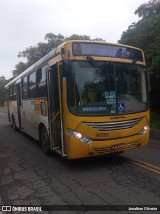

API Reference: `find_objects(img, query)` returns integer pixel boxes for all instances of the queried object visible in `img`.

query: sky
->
[0,0,148,80]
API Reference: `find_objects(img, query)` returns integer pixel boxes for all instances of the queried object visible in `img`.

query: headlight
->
[139,124,150,136]
[68,129,93,144]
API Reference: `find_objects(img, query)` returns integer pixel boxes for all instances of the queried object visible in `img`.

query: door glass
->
[49,66,61,148]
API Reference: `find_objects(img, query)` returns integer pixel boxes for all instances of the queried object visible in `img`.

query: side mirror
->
[62,60,71,77]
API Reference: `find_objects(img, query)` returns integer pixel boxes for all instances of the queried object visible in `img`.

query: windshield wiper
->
[87,56,101,70]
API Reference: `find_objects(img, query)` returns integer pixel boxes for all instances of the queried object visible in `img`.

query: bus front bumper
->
[67,129,149,159]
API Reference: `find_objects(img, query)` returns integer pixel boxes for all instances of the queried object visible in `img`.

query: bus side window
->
[22,76,28,99]
[8,84,16,100]
[37,66,47,98]
[12,83,16,100]
[49,65,60,110]
[5,89,9,101]
[29,71,36,98]
[9,86,12,100]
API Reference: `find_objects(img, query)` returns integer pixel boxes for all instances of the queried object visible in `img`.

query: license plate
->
[111,144,124,151]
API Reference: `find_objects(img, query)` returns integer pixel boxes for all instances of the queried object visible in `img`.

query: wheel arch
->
[38,122,49,141]
[38,122,51,154]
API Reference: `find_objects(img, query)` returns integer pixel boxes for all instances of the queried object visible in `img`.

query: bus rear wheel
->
[40,126,51,155]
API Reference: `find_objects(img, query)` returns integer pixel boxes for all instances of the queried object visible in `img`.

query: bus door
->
[16,83,23,129]
[48,63,66,156]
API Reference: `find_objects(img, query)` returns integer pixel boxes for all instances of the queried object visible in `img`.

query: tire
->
[40,126,51,155]
[12,116,18,131]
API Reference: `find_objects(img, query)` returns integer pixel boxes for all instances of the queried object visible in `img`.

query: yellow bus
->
[5,40,150,159]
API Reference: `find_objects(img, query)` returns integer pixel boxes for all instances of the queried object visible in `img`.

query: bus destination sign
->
[73,42,143,61]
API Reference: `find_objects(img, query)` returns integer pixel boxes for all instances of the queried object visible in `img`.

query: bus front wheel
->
[40,126,51,155]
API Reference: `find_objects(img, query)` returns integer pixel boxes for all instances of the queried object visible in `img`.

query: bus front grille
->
[93,141,137,154]
[85,118,143,131]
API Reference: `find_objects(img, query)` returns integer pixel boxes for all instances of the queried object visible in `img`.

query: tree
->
[12,61,27,77]
[18,43,50,67]
[119,0,160,74]
[66,34,91,41]
[119,0,160,110]
[135,0,160,19]
[0,76,6,105]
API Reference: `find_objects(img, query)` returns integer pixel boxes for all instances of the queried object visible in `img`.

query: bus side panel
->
[21,100,35,137]
[9,100,20,129]
[33,99,48,141]
[21,99,48,140]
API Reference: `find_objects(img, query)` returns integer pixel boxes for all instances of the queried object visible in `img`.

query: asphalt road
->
[0,115,160,214]
[122,139,160,168]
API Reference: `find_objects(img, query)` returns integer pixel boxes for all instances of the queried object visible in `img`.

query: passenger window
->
[22,76,28,99]
[12,84,16,100]
[9,86,12,100]
[37,65,47,98]
[29,71,36,98]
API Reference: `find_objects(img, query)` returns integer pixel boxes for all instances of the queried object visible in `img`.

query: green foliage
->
[66,34,91,41]
[12,61,27,77]
[18,43,50,67]
[0,76,7,105]
[135,0,160,19]
[119,0,160,74]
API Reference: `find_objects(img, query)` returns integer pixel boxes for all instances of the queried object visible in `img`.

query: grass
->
[150,111,160,129]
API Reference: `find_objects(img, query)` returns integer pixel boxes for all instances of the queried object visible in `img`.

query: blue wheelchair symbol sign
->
[118,103,125,112]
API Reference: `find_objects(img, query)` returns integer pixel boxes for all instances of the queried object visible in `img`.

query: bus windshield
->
[67,61,148,115]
